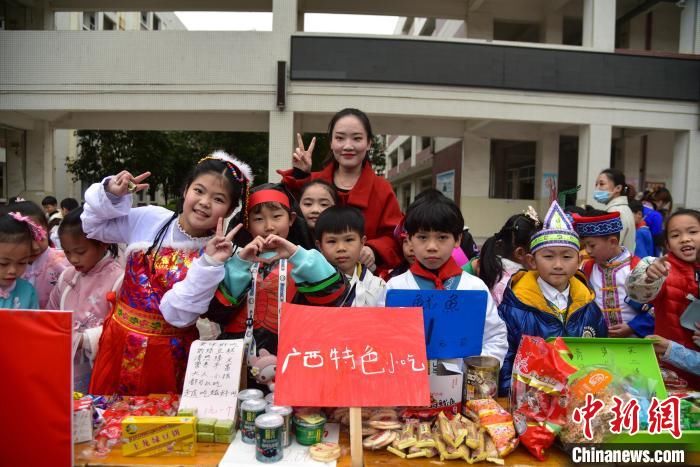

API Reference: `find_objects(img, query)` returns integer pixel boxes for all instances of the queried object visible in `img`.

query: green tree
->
[69,130,268,203]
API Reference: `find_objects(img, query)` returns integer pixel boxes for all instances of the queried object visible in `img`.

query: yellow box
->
[121,416,196,457]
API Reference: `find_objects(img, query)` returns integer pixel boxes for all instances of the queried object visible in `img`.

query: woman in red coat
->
[278,108,403,273]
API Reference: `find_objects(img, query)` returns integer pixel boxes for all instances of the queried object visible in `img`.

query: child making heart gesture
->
[210,184,347,392]
[81,151,252,395]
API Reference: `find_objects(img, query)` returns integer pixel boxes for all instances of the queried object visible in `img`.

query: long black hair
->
[322,108,374,167]
[478,213,541,289]
[146,155,251,271]
[229,183,315,250]
[600,168,631,201]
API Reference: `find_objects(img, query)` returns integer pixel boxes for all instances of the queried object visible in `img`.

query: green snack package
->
[214,419,235,435]
[215,433,235,444]
[197,418,217,433]
[197,432,215,443]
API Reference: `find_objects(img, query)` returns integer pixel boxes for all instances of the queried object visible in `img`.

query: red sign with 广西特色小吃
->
[274,303,430,407]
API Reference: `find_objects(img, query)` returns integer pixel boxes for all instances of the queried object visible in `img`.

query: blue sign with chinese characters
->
[385,289,488,359]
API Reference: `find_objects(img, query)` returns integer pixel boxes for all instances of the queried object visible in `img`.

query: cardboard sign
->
[385,289,488,359]
[275,304,430,407]
[179,339,245,421]
[0,309,72,466]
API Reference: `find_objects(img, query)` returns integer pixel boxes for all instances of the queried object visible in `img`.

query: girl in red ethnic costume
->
[278,108,403,274]
[627,208,700,388]
[83,152,252,395]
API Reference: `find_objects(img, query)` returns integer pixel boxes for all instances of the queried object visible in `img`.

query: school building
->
[1,0,698,237]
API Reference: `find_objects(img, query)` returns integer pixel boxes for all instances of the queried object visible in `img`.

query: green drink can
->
[255,414,284,463]
[240,398,267,444]
[265,405,293,447]
[293,412,326,446]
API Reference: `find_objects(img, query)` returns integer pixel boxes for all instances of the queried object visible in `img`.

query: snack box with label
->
[121,416,196,457]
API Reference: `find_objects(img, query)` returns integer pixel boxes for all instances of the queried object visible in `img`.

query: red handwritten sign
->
[274,304,430,407]
[0,309,72,466]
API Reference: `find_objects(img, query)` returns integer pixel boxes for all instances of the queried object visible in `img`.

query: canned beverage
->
[237,389,264,429]
[264,392,275,405]
[255,414,284,463]
[293,411,326,446]
[463,356,500,402]
[265,405,293,447]
[240,399,268,444]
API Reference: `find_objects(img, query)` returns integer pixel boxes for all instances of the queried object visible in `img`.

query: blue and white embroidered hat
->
[529,201,580,253]
[571,211,623,238]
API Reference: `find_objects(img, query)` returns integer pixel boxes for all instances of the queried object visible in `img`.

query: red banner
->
[274,304,430,407]
[0,309,73,466]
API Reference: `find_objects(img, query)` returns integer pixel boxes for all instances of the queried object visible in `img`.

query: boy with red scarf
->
[378,189,507,365]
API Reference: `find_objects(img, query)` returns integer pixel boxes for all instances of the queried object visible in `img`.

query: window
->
[140,11,149,30]
[103,14,116,30]
[490,140,536,200]
[152,14,161,30]
[562,16,582,46]
[402,183,412,210]
[400,140,411,164]
[419,18,436,36]
[82,12,96,31]
[493,20,541,43]
[421,137,432,151]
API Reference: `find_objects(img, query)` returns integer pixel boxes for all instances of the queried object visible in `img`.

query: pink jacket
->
[47,254,124,325]
[23,247,70,308]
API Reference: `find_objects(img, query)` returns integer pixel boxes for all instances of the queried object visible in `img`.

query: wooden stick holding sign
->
[349,407,363,467]
[275,304,430,467]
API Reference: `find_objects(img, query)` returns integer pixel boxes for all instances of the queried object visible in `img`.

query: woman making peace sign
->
[278,108,403,273]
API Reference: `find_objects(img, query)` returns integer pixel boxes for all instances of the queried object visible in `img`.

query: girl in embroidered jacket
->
[47,207,124,393]
[82,151,252,395]
[210,184,346,392]
[5,200,69,308]
[0,212,40,309]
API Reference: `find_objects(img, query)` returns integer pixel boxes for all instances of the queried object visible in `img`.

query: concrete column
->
[410,180,417,203]
[679,0,700,54]
[544,12,563,44]
[411,136,418,166]
[24,121,54,202]
[582,0,616,51]
[268,111,295,183]
[673,130,700,209]
[622,135,642,192]
[576,124,612,206]
[4,130,24,200]
[461,131,490,198]
[535,133,559,211]
[273,0,298,48]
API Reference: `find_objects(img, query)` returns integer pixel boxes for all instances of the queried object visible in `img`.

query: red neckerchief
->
[410,257,463,290]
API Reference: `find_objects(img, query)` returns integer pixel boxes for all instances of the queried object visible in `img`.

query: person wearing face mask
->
[593,168,636,254]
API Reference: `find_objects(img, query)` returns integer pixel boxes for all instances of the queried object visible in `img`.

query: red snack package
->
[509,336,577,461]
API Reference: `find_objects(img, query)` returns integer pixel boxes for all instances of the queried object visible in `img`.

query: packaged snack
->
[415,422,435,448]
[397,419,418,450]
[437,411,457,447]
[466,399,517,458]
[362,430,396,450]
[121,416,196,457]
[509,336,576,461]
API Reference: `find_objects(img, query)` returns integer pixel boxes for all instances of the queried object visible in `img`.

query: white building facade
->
[0,0,698,238]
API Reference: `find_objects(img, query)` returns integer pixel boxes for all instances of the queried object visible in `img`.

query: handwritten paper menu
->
[179,339,245,421]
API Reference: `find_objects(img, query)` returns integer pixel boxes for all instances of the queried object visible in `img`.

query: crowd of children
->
[5,107,698,401]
